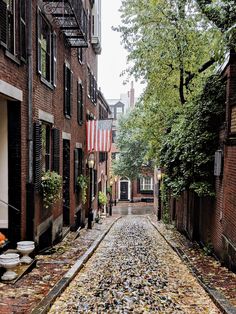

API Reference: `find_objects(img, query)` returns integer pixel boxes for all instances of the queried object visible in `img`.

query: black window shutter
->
[64,63,68,115]
[74,149,79,192]
[0,0,7,47]
[137,178,140,194]
[19,0,26,60]
[70,70,73,116]
[94,169,97,197]
[37,7,42,74]
[52,31,57,87]
[34,121,42,191]
[52,128,60,173]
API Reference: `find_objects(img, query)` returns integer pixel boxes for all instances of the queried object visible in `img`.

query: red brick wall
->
[0,0,99,246]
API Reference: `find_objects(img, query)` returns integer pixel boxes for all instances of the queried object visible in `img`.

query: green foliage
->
[77,175,88,205]
[112,111,150,180]
[41,171,62,209]
[98,191,107,206]
[160,75,225,197]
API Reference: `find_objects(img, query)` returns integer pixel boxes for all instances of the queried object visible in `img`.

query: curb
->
[148,217,236,314]
[31,216,121,314]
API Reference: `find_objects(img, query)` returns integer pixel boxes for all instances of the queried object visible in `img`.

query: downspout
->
[26,0,34,240]
[27,0,33,182]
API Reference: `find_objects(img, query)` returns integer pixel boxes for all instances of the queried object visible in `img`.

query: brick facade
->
[0,0,103,250]
[170,52,236,271]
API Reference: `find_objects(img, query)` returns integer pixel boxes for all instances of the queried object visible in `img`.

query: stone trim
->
[0,80,23,101]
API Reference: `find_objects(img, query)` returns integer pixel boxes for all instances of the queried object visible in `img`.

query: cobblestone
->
[49,216,221,313]
[0,216,117,314]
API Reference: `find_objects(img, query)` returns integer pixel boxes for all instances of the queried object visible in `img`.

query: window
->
[41,124,51,172]
[112,130,116,143]
[37,8,57,85]
[77,82,84,124]
[99,152,107,163]
[87,66,97,104]
[140,176,153,191]
[64,63,73,117]
[74,148,83,192]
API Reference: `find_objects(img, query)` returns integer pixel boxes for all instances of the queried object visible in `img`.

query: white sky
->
[98,0,144,100]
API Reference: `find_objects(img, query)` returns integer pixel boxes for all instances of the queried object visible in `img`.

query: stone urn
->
[17,241,35,264]
[0,253,20,281]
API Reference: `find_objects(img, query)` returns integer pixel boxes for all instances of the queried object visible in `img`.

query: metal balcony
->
[42,0,88,48]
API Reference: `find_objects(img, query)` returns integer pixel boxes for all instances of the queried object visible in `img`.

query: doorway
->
[0,99,8,229]
[120,181,129,200]
[63,139,70,226]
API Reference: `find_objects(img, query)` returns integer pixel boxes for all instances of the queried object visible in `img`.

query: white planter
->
[17,241,35,264]
[0,253,20,281]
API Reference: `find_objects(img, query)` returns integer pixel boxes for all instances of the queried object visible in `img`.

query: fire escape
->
[42,0,88,47]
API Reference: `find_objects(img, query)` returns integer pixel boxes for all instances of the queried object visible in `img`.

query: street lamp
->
[157,168,162,221]
[87,153,95,229]
[109,177,113,216]
[114,176,118,206]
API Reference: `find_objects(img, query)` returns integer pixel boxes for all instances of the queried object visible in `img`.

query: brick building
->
[108,83,154,203]
[0,0,105,250]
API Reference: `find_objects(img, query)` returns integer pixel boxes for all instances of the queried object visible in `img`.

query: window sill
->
[5,50,21,65]
[40,76,54,90]
[78,120,83,126]
[65,114,71,120]
[140,190,153,195]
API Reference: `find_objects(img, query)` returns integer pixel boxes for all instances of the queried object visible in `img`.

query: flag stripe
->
[86,120,112,152]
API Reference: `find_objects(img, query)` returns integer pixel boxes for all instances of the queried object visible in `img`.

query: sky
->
[98,0,144,100]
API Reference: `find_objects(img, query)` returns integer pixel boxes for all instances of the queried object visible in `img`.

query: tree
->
[112,111,149,201]
[117,0,222,107]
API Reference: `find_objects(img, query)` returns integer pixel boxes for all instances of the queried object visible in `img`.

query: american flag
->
[86,120,113,152]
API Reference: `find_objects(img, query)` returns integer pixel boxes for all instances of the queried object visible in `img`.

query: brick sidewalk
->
[149,215,236,313]
[0,216,118,314]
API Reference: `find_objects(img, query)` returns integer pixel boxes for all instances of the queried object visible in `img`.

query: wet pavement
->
[49,216,221,313]
[112,201,154,216]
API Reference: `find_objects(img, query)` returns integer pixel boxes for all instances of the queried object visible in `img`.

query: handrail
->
[0,199,20,212]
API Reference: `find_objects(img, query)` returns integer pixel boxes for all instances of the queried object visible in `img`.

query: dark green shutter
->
[0,0,7,47]
[52,128,60,173]
[94,169,97,197]
[137,178,140,194]
[34,121,42,191]
[74,149,79,192]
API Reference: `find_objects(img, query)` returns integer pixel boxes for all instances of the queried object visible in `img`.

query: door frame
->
[119,177,131,201]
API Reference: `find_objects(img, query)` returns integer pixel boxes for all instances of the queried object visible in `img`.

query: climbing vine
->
[160,75,226,197]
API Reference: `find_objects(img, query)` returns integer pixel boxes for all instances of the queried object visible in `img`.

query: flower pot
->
[17,241,35,264]
[0,253,20,281]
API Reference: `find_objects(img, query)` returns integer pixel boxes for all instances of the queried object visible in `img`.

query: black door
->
[120,182,128,200]
[63,140,70,226]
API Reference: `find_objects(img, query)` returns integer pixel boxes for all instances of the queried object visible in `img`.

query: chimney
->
[130,81,135,107]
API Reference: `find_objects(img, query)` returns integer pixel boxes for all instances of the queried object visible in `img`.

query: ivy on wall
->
[160,75,226,197]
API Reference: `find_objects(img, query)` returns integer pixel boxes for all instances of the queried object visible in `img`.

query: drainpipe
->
[27,0,33,182]
[26,0,34,240]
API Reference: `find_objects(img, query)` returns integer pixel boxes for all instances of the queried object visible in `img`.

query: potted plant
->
[41,171,62,209]
[77,174,88,205]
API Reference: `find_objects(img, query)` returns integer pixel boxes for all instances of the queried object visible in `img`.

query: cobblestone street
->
[49,216,221,313]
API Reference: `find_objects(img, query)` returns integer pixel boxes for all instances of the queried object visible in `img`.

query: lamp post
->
[109,178,113,216]
[157,168,162,221]
[87,153,95,229]
[114,176,118,206]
